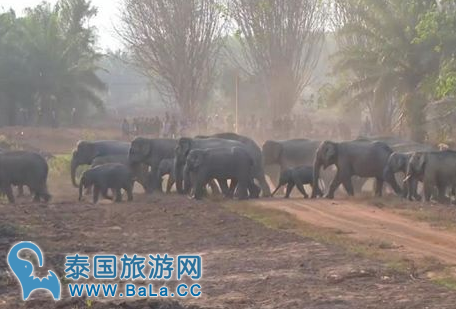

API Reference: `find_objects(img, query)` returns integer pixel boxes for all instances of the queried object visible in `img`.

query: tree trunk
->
[404,92,426,143]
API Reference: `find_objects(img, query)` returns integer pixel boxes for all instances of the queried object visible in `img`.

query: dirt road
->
[250,198,456,264]
[2,195,456,308]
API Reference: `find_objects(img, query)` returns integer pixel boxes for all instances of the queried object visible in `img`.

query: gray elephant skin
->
[175,136,268,196]
[271,165,314,198]
[157,159,175,193]
[91,154,150,191]
[405,151,456,203]
[0,151,51,203]
[262,139,335,194]
[185,147,259,200]
[196,133,271,196]
[128,137,177,192]
[71,140,130,188]
[384,152,421,200]
[312,140,402,199]
[79,163,134,203]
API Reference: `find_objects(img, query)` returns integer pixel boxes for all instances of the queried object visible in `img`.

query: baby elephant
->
[157,158,175,193]
[79,163,133,203]
[272,166,314,198]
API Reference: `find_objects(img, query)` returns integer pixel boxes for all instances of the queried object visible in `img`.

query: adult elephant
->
[383,142,436,200]
[405,151,456,203]
[128,137,177,192]
[175,137,266,196]
[71,140,130,188]
[312,140,402,199]
[196,133,271,196]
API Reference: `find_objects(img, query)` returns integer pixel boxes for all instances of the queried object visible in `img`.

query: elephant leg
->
[423,182,433,202]
[218,179,231,197]
[166,176,174,193]
[93,186,100,204]
[248,181,260,199]
[255,170,271,197]
[411,179,421,201]
[374,178,383,197]
[114,188,122,202]
[229,179,238,197]
[285,183,295,198]
[208,179,220,195]
[194,178,207,200]
[326,171,342,199]
[4,186,15,204]
[292,174,309,198]
[125,183,134,201]
[236,179,249,200]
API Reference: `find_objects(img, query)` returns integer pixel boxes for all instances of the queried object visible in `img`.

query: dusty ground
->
[1,127,456,308]
[250,197,456,264]
[2,194,456,309]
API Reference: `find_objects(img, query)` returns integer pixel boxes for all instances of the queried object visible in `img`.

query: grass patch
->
[225,201,453,288]
[432,276,456,290]
[48,154,72,176]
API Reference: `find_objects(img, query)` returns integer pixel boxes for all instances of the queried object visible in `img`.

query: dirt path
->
[250,198,456,264]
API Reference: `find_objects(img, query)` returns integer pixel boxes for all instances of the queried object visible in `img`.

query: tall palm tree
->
[333,0,440,141]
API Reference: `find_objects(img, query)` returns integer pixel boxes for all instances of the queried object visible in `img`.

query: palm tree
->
[333,0,440,141]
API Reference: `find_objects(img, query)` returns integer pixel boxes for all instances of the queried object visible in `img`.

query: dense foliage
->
[0,0,104,126]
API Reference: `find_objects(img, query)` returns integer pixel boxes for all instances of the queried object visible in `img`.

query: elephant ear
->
[140,140,151,157]
[324,142,337,162]
[194,151,207,168]
[417,153,427,172]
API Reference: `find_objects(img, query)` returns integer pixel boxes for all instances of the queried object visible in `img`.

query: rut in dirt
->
[251,198,456,264]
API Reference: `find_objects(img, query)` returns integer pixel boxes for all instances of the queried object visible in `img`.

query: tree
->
[21,0,105,124]
[332,0,440,141]
[229,0,325,118]
[0,0,105,127]
[119,0,226,120]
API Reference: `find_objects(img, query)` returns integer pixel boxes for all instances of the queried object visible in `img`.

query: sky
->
[0,0,123,50]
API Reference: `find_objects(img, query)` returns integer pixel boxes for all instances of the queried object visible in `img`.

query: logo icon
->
[7,241,61,301]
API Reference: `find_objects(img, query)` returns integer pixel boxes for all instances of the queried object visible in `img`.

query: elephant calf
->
[158,159,175,193]
[185,147,259,200]
[272,165,314,198]
[0,151,51,203]
[79,163,134,204]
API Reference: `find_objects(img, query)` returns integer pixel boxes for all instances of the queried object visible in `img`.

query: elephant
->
[185,147,258,200]
[174,137,265,196]
[79,163,134,203]
[0,151,51,203]
[128,137,177,192]
[271,165,314,198]
[91,154,150,191]
[383,152,422,201]
[404,151,456,203]
[196,133,271,196]
[71,140,130,188]
[312,140,402,199]
[157,158,175,193]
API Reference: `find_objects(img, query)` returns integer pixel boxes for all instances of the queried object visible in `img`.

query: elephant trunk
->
[8,242,43,268]
[311,157,323,198]
[71,157,79,188]
[174,159,184,194]
[78,177,85,201]
[183,164,192,194]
